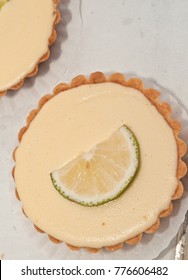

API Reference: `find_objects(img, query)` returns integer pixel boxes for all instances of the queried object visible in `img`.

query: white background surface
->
[0,0,188,260]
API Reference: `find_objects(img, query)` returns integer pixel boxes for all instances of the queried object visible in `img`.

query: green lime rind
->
[50,171,138,207]
[50,125,140,207]
[0,0,9,9]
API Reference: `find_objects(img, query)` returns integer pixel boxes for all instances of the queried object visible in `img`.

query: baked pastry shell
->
[0,0,60,96]
[13,71,187,253]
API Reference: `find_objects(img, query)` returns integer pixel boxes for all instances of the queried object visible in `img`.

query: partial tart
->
[13,72,187,252]
[0,0,60,96]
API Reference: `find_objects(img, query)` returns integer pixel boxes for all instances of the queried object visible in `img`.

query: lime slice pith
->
[50,125,139,206]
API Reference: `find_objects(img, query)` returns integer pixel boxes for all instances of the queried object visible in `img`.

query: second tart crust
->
[0,0,60,97]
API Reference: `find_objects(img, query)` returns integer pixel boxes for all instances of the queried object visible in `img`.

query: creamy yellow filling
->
[15,83,178,248]
[0,0,56,91]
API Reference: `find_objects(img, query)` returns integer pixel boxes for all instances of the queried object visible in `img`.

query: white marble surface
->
[0,0,188,260]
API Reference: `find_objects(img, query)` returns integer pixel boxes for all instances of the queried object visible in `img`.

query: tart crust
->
[0,0,60,97]
[13,72,187,252]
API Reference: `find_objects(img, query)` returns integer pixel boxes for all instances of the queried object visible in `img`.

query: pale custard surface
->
[0,0,56,91]
[15,83,178,248]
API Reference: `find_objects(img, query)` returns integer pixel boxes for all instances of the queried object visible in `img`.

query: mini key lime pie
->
[13,72,187,252]
[0,0,60,96]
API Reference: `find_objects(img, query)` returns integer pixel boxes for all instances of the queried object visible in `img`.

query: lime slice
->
[0,0,9,9]
[50,125,139,206]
